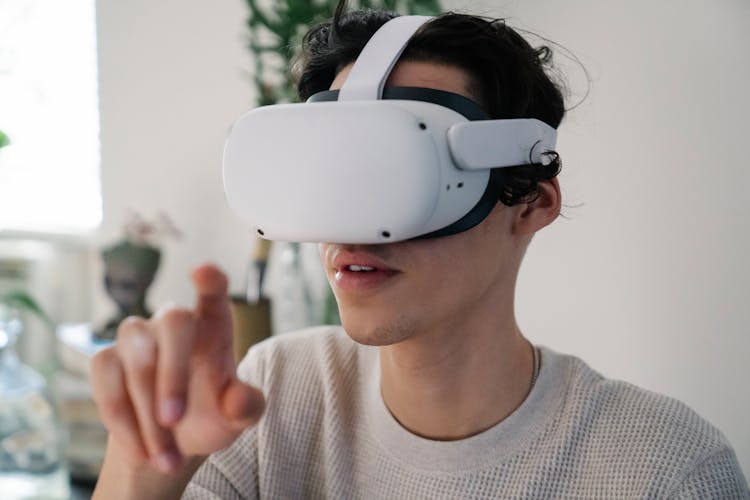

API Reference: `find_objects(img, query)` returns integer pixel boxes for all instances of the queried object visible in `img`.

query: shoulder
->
[546,348,747,496]
[562,351,730,452]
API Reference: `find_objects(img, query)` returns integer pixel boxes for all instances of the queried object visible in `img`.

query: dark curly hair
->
[292,3,565,206]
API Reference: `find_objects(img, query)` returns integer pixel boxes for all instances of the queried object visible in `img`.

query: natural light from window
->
[0,0,101,234]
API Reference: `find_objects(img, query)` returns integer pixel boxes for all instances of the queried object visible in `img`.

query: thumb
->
[221,378,265,430]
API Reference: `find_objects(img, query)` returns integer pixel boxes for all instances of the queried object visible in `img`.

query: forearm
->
[93,438,206,500]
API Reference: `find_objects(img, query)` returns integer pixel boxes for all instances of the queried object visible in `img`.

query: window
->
[0,0,101,234]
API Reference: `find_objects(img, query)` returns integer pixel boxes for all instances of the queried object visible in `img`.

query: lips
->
[329,248,400,291]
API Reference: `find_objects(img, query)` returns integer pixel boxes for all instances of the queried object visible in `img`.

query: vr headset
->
[223,15,557,244]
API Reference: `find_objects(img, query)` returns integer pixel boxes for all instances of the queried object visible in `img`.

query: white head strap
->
[337,15,432,101]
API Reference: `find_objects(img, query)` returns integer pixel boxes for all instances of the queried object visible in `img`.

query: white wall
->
[445,0,750,476]
[94,0,257,316]
[95,0,749,476]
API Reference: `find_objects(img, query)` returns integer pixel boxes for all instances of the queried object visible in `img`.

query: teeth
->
[348,265,375,272]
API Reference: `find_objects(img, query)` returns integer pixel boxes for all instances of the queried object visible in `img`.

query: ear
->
[511,177,561,236]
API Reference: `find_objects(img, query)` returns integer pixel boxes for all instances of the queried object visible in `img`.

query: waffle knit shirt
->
[183,326,749,499]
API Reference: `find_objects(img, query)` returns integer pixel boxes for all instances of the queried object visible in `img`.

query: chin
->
[339,309,417,347]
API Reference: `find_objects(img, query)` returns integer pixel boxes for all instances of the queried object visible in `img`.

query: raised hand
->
[91,264,265,490]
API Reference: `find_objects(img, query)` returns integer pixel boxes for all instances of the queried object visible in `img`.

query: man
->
[91,5,749,499]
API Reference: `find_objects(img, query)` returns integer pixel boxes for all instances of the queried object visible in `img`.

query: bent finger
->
[117,317,181,472]
[91,347,148,463]
[152,304,198,426]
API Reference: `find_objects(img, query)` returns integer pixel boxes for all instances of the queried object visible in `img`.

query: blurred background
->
[0,0,748,492]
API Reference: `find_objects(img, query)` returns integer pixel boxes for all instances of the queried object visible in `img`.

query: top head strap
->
[338,15,433,101]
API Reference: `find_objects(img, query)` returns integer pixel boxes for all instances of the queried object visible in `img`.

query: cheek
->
[404,241,476,299]
[420,253,485,302]
[410,232,507,304]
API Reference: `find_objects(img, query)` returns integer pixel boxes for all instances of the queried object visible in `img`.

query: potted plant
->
[98,212,181,340]
[245,0,442,106]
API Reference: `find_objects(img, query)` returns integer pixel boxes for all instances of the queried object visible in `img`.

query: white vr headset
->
[223,15,557,244]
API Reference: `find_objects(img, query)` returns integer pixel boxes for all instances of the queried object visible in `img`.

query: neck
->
[378,310,534,441]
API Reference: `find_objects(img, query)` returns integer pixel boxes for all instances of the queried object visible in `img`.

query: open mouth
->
[328,247,401,291]
[346,265,375,272]
[333,262,399,290]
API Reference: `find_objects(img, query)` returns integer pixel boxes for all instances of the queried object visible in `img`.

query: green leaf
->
[2,291,54,329]
[244,0,444,107]
[0,130,9,148]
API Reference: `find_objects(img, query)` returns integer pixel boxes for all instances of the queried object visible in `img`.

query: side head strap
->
[448,119,558,168]
[338,15,433,101]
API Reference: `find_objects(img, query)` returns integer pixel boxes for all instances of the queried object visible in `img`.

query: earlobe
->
[512,177,562,235]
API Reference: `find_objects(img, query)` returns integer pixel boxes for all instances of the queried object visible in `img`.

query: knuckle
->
[156,307,195,335]
[119,331,158,371]
[116,316,151,342]
[119,315,149,331]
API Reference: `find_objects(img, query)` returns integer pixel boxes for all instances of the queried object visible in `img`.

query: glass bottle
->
[275,242,316,334]
[0,304,69,499]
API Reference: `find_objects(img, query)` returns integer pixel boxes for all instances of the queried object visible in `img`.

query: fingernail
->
[155,449,181,474]
[161,398,185,424]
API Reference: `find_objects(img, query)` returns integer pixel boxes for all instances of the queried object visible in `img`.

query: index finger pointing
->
[191,264,230,320]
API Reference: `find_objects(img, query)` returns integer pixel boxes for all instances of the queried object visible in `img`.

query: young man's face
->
[319,60,529,346]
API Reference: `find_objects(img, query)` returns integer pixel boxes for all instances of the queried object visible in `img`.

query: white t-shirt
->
[183,326,749,499]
